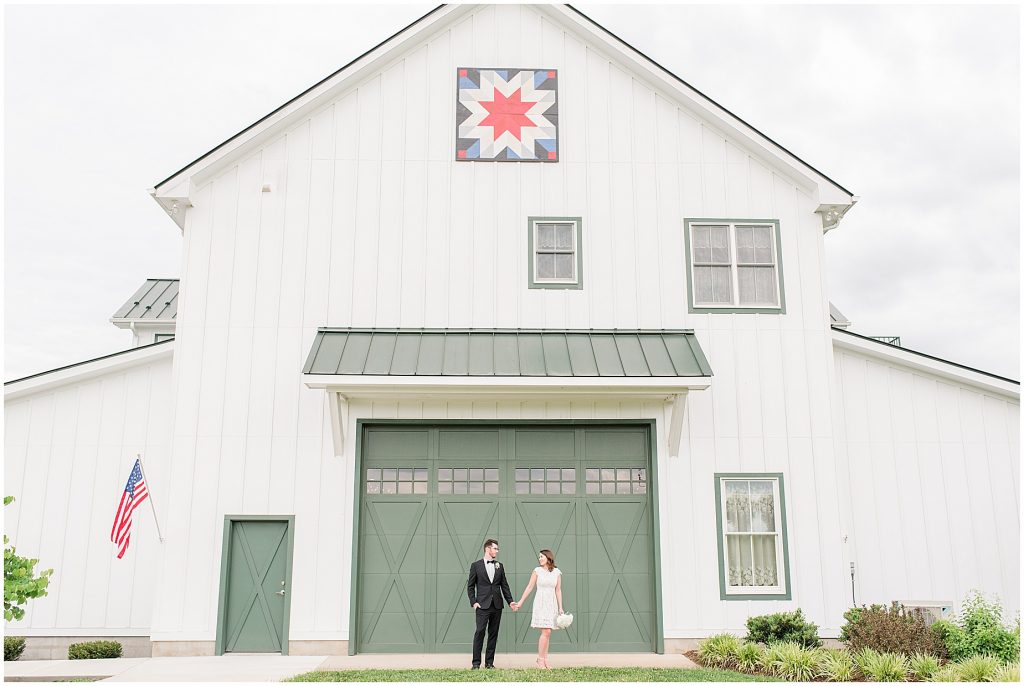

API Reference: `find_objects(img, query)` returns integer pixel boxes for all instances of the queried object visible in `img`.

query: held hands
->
[510,601,521,611]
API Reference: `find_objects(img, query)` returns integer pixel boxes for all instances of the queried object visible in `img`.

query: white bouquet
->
[555,612,573,629]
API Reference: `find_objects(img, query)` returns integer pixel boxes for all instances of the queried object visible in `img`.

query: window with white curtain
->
[715,474,790,598]
[686,220,783,311]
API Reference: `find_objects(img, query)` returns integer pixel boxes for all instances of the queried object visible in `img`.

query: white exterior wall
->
[832,347,1020,615]
[152,4,850,644]
[3,353,173,637]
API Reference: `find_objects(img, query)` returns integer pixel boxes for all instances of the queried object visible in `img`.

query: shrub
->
[774,642,819,682]
[843,601,947,657]
[4,496,54,622]
[734,642,763,671]
[68,640,122,660]
[840,603,884,643]
[4,636,26,661]
[854,648,909,682]
[697,633,741,668]
[936,592,1020,664]
[992,662,1020,682]
[956,654,1001,682]
[908,652,940,680]
[745,609,822,648]
[817,648,856,682]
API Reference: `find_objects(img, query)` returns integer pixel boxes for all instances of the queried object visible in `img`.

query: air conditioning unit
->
[900,600,953,627]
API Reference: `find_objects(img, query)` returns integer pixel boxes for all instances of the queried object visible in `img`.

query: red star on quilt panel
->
[456,68,558,161]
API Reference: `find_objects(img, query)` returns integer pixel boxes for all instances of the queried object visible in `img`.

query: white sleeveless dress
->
[530,566,562,629]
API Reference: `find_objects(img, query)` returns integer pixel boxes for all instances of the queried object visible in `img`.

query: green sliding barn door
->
[355,425,655,654]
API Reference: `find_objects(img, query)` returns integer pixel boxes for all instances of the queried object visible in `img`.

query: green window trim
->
[683,218,787,314]
[713,473,792,600]
[528,217,584,290]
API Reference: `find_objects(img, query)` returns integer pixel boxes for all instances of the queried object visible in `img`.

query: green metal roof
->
[111,279,179,321]
[302,329,713,378]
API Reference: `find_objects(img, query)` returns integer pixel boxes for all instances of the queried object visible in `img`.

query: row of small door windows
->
[530,218,784,312]
[364,466,647,495]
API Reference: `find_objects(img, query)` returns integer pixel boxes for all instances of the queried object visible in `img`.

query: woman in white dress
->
[511,549,564,669]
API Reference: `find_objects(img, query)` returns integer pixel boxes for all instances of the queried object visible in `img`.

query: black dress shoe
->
[485,665,495,669]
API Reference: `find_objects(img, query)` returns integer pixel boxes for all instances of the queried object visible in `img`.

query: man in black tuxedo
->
[467,538,515,669]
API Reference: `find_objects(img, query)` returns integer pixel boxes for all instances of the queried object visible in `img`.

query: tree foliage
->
[4,496,54,621]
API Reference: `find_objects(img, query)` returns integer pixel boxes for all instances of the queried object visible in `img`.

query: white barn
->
[5,4,1018,660]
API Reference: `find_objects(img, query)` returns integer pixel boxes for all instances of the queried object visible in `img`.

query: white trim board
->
[4,342,174,401]
[831,331,1019,399]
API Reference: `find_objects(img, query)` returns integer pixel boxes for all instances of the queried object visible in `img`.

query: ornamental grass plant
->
[773,642,819,682]
[853,648,909,682]
[907,652,940,680]
[734,642,764,672]
[992,662,1020,682]
[955,654,1001,682]
[816,648,856,682]
[697,633,741,668]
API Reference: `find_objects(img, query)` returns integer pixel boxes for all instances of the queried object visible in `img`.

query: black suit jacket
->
[467,558,514,610]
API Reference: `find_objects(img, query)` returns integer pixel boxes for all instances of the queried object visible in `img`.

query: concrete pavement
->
[3,651,698,681]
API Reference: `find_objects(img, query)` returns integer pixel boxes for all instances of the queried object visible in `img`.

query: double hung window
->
[528,217,583,289]
[714,474,791,599]
[685,219,784,312]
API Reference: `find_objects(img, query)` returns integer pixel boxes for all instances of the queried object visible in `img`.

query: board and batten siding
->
[3,354,173,637]
[152,4,848,644]
[832,347,1020,615]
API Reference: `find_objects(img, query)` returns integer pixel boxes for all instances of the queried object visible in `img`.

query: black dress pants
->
[472,606,502,667]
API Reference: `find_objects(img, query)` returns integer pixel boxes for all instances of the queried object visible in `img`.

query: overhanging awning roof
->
[302,328,712,378]
[302,328,712,460]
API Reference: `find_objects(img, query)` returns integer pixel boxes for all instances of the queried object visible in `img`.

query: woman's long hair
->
[539,549,557,571]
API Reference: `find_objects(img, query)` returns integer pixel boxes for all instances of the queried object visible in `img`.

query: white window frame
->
[531,219,580,286]
[718,476,787,596]
[688,221,782,310]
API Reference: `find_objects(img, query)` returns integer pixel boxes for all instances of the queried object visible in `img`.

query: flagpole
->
[136,454,165,543]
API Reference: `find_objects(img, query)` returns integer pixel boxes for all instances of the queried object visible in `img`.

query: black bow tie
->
[486,560,496,564]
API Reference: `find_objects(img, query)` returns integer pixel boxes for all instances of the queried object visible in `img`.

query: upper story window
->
[684,219,785,313]
[528,217,583,290]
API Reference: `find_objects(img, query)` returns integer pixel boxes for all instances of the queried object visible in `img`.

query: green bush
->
[842,601,947,657]
[934,592,1020,664]
[817,648,856,682]
[745,609,822,648]
[734,642,763,671]
[774,642,819,681]
[956,654,1001,682]
[4,636,26,661]
[854,648,909,682]
[992,662,1020,682]
[696,633,741,668]
[68,640,122,660]
[908,652,940,680]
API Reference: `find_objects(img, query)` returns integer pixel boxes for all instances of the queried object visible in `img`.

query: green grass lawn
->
[285,667,778,682]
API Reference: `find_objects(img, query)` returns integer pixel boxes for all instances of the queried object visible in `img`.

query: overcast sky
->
[5,3,1019,381]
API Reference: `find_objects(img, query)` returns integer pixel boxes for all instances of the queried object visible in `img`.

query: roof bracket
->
[329,392,348,458]
[667,392,687,458]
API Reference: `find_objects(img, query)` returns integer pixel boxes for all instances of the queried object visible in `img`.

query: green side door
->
[355,425,656,654]
[217,518,294,654]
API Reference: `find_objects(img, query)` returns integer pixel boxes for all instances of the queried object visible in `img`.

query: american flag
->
[111,458,148,559]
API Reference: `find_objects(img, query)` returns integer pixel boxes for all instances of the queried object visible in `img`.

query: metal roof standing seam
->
[302,329,713,377]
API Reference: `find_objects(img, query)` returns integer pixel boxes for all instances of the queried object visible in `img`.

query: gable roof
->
[151,4,855,227]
